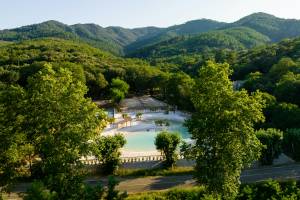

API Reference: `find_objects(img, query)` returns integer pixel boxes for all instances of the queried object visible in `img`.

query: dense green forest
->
[1,36,299,129]
[128,27,270,59]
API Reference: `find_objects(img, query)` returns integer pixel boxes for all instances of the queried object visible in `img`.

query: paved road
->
[8,163,300,196]
[88,163,300,193]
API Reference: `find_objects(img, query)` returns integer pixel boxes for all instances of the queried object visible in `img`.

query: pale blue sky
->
[1,0,300,29]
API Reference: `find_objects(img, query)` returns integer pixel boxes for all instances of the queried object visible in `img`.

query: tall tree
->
[23,64,107,198]
[0,83,30,191]
[93,134,126,174]
[110,78,129,104]
[186,61,265,198]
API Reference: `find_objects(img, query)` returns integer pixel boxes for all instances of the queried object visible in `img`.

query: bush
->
[155,131,181,168]
[126,187,219,200]
[24,181,57,200]
[256,128,283,165]
[283,129,300,161]
[237,180,300,200]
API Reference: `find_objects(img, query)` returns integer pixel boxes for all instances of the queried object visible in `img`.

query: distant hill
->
[228,12,300,42]
[129,27,270,59]
[2,13,300,56]
[0,20,156,55]
[0,19,226,55]
[125,19,226,53]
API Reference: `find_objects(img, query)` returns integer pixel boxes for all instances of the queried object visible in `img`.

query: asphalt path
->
[89,163,300,193]
[8,163,300,196]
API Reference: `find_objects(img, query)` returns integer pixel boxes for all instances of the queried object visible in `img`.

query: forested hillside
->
[129,27,270,59]
[228,12,300,42]
[0,38,166,98]
[125,19,226,53]
[0,21,161,55]
[3,13,300,56]
[0,19,225,55]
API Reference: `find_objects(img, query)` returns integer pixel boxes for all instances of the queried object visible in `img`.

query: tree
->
[165,72,195,110]
[155,131,181,168]
[0,83,30,191]
[283,129,300,161]
[256,129,283,165]
[93,134,126,174]
[110,78,129,104]
[268,58,298,82]
[274,72,300,106]
[267,103,300,130]
[185,61,265,198]
[23,64,107,198]
[136,112,142,120]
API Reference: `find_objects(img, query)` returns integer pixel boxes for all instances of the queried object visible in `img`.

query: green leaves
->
[155,131,181,168]
[110,78,129,104]
[93,134,126,174]
[186,61,265,198]
[256,128,283,165]
[1,64,108,197]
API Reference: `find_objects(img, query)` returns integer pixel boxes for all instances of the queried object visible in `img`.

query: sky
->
[1,0,300,29]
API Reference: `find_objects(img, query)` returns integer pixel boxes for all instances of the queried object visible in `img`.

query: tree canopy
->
[186,61,265,198]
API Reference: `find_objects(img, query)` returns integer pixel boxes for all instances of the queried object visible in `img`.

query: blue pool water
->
[122,120,190,152]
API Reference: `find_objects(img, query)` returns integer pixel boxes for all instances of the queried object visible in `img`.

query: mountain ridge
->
[1,12,300,55]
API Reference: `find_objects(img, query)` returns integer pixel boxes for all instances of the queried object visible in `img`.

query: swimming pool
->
[121,120,190,152]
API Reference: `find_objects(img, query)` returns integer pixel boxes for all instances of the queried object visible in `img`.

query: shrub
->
[256,128,283,165]
[237,180,300,200]
[24,181,57,200]
[283,129,300,161]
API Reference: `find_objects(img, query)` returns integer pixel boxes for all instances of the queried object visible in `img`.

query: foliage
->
[264,102,300,130]
[0,38,168,100]
[24,181,57,200]
[1,64,108,197]
[130,27,270,60]
[135,112,142,120]
[126,186,218,200]
[155,131,181,168]
[154,119,170,127]
[237,180,300,200]
[93,134,126,174]
[283,129,300,161]
[127,180,300,200]
[110,78,129,104]
[164,72,195,110]
[256,129,283,165]
[115,167,193,177]
[274,72,300,106]
[106,176,128,200]
[231,12,300,42]
[4,13,300,57]
[185,61,265,198]
[0,83,29,190]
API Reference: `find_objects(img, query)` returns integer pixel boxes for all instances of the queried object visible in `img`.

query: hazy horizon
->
[1,0,300,29]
